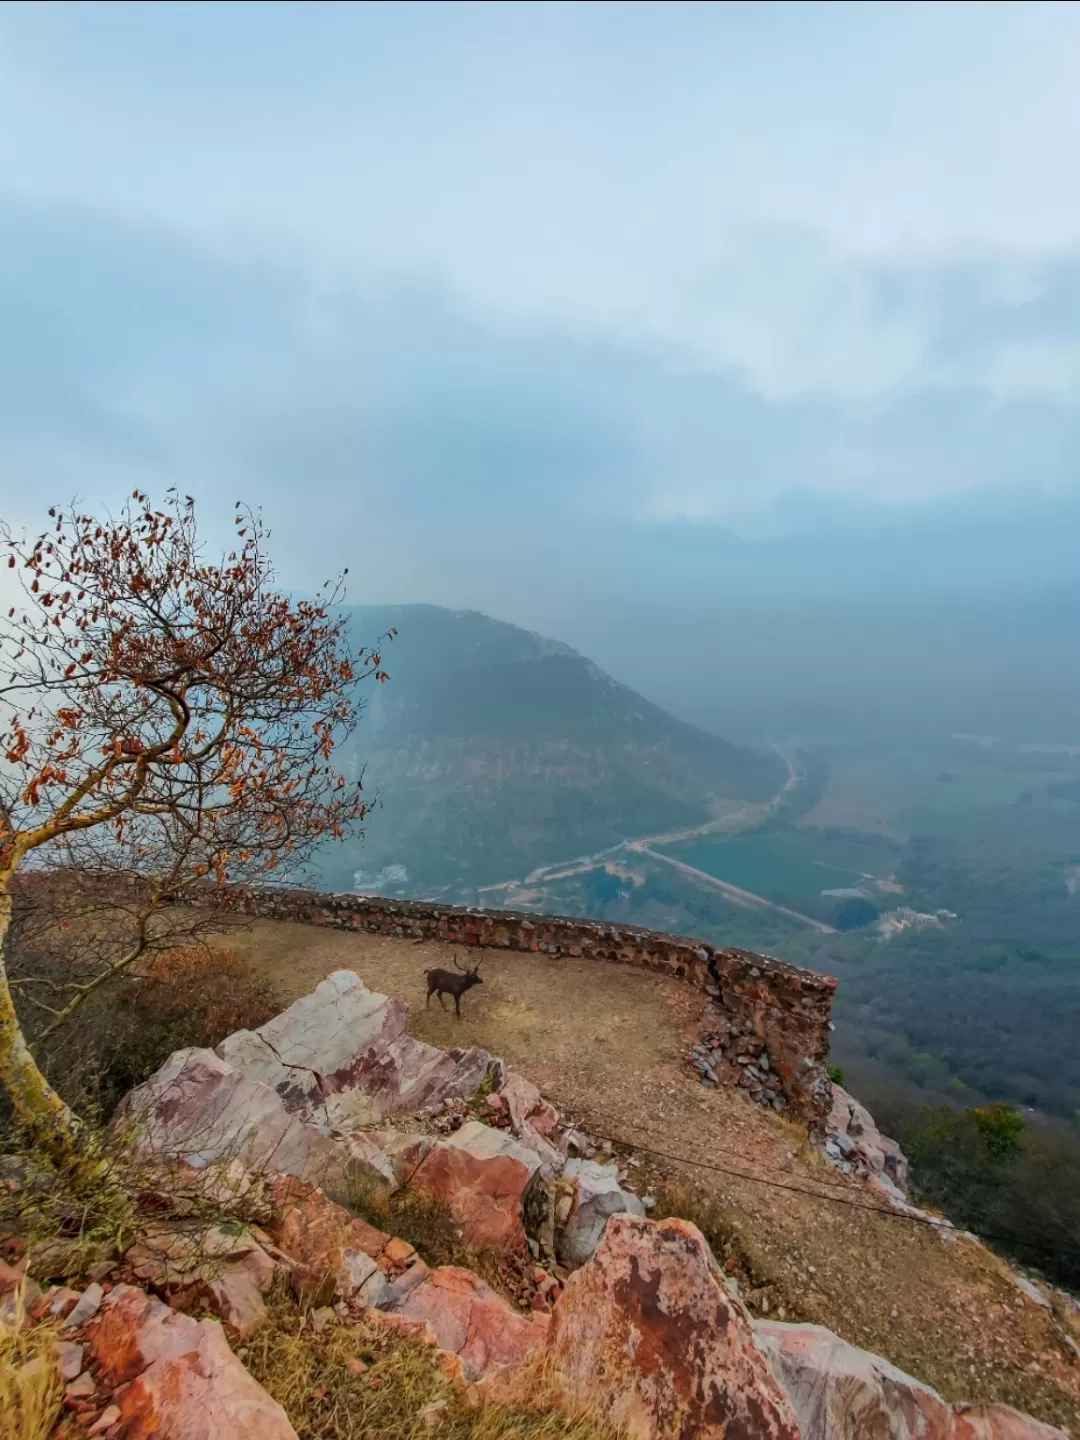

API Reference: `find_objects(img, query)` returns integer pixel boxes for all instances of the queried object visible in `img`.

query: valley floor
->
[216,917,1080,1433]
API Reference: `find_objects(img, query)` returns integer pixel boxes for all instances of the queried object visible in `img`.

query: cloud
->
[3,1,1080,412]
[2,190,1079,623]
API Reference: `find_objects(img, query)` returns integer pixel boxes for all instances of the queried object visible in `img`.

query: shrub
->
[14,942,279,1122]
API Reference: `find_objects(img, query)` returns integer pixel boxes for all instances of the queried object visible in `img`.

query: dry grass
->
[246,1290,615,1440]
[0,1286,63,1440]
[0,1123,139,1275]
[345,1176,524,1305]
[651,1181,787,1300]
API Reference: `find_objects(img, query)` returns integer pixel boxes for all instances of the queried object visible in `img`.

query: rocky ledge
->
[2,973,1071,1440]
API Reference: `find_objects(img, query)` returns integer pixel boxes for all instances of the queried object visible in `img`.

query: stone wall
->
[193,887,837,1130]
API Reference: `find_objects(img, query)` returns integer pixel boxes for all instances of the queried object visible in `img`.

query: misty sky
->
[2,0,1079,661]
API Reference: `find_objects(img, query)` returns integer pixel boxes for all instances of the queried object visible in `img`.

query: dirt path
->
[219,918,1080,1433]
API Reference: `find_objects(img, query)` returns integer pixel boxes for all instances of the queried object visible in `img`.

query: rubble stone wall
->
[194,887,837,1129]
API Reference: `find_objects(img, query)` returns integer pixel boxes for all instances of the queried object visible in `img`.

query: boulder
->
[411,1120,545,1253]
[828,1084,909,1190]
[118,1047,346,1189]
[265,1174,400,1307]
[216,971,407,1112]
[556,1157,645,1266]
[497,1070,563,1167]
[755,1320,956,1439]
[203,1255,274,1341]
[125,1221,280,1340]
[81,1283,298,1439]
[754,1322,1071,1440]
[544,1215,801,1440]
[372,1264,548,1382]
[216,971,493,1124]
[953,1406,1073,1440]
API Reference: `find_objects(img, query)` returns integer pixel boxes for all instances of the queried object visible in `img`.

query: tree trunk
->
[0,890,83,1164]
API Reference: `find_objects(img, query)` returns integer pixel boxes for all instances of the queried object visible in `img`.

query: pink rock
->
[755,1320,954,1439]
[55,1339,85,1381]
[216,972,408,1112]
[362,1130,435,1188]
[42,1285,82,1320]
[499,1070,560,1141]
[119,1047,346,1187]
[215,971,492,1122]
[89,1404,121,1435]
[375,1265,547,1381]
[953,1406,1072,1440]
[412,1120,544,1252]
[83,1283,298,1440]
[545,1215,801,1440]
[266,1174,392,1306]
[754,1322,1071,1440]
[497,1069,564,1168]
[205,1252,276,1340]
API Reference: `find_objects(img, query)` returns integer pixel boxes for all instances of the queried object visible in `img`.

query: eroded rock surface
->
[82,1283,298,1439]
[545,1214,802,1440]
[755,1321,1071,1440]
[119,1047,346,1187]
[412,1120,545,1252]
[556,1156,645,1266]
[827,1083,909,1191]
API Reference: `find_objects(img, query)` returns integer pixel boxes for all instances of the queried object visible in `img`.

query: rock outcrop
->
[371,1263,548,1383]
[556,1157,645,1266]
[216,969,492,1125]
[118,1046,347,1187]
[755,1321,1070,1440]
[411,1120,546,1252]
[543,1214,802,1440]
[826,1083,909,1191]
[121,973,640,1268]
[81,1283,298,1439]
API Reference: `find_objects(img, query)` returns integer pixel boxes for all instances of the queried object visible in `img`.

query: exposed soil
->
[218,917,1080,1433]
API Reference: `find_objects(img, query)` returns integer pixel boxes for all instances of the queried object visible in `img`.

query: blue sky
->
[1,0,1079,627]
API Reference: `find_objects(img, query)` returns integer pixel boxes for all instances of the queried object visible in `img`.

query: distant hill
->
[311,606,785,897]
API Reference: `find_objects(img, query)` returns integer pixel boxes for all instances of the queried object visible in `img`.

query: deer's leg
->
[454,994,461,1018]
[438,992,448,1010]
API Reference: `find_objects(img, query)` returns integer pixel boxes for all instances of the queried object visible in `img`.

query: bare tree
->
[0,490,389,1160]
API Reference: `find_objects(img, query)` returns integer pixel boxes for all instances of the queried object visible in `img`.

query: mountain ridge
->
[313,604,785,895]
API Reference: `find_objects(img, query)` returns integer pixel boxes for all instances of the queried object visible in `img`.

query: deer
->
[424,951,484,1017]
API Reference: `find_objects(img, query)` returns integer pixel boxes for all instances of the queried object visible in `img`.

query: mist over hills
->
[313,605,785,896]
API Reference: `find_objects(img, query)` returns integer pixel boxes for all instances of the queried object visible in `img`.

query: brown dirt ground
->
[216,918,1080,1433]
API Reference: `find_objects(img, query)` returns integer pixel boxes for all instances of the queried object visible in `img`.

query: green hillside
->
[313,605,785,895]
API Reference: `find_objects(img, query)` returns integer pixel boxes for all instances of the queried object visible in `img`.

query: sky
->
[1,0,1079,695]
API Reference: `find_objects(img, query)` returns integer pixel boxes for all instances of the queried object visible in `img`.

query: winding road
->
[480,747,836,933]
